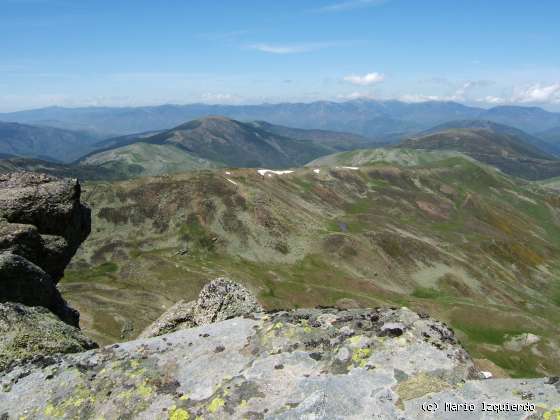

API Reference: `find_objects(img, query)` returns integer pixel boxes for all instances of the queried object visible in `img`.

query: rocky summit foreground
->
[1,306,559,419]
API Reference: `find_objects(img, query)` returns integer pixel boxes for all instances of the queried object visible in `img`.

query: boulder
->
[0,303,97,373]
[140,277,263,338]
[193,277,263,325]
[139,300,196,339]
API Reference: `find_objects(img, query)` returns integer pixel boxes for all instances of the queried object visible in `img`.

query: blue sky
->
[1,0,559,111]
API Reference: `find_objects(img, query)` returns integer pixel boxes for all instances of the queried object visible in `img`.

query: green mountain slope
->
[60,159,560,377]
[399,126,560,180]
[307,148,476,168]
[82,116,333,171]
[0,121,103,162]
[80,143,221,178]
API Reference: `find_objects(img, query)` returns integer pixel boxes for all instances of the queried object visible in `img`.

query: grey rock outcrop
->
[0,252,79,325]
[0,303,97,372]
[0,172,91,326]
[0,172,91,282]
[1,306,558,419]
[0,172,95,371]
[140,277,263,338]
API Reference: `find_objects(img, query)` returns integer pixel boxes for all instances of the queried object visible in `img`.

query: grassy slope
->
[307,148,475,168]
[60,158,560,377]
[80,143,222,178]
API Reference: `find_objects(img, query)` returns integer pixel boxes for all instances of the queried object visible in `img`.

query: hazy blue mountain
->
[422,120,560,156]
[479,106,560,133]
[3,101,560,141]
[0,121,105,162]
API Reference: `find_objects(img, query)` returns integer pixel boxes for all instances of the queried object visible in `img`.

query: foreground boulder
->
[140,277,263,338]
[2,306,557,419]
[0,303,97,373]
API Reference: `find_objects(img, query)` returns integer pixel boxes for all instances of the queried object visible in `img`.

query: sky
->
[1,0,560,112]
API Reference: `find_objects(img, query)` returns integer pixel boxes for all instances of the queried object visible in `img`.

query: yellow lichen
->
[137,382,153,398]
[208,397,225,413]
[169,406,191,420]
[239,399,248,408]
[543,408,560,420]
[351,348,372,368]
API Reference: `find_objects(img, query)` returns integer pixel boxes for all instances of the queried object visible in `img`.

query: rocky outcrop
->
[0,172,95,371]
[0,303,96,372]
[140,277,263,338]
[0,172,91,282]
[0,172,90,325]
[1,306,558,419]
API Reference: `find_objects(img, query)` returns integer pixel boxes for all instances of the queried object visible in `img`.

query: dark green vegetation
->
[0,121,103,162]
[60,157,560,377]
[399,123,560,180]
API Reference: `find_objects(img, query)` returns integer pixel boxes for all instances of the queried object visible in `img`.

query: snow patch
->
[226,178,237,186]
[257,169,294,176]
[225,171,231,175]
[335,166,360,170]
[313,169,321,174]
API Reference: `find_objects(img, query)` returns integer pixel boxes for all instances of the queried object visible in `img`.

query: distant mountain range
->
[3,100,560,139]
[398,120,560,180]
[0,121,103,162]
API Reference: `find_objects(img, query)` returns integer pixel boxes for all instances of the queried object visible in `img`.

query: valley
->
[58,154,560,378]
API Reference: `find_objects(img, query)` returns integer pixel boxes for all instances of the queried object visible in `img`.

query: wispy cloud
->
[511,83,560,104]
[343,72,385,85]
[312,0,388,13]
[247,42,341,54]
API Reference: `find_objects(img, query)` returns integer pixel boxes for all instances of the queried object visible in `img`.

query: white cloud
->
[199,92,242,103]
[511,83,560,104]
[314,0,388,13]
[337,91,375,100]
[343,72,385,86]
[399,94,447,103]
[480,96,506,104]
[247,42,336,54]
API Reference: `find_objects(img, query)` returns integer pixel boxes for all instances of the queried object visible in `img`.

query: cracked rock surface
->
[1,306,557,419]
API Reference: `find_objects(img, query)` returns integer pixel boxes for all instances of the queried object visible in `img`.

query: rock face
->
[0,172,91,282]
[0,172,95,370]
[1,306,558,419]
[140,277,263,338]
[0,303,97,372]
[0,172,91,326]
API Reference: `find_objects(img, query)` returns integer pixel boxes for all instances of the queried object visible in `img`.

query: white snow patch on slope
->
[226,178,237,185]
[313,169,321,174]
[257,169,294,176]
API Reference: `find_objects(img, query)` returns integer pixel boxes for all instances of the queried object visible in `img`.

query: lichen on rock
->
[140,277,263,338]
